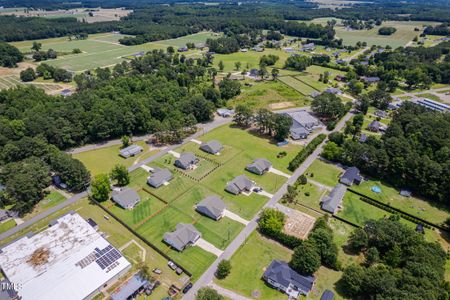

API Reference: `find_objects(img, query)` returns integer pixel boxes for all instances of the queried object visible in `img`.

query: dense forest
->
[0,42,23,67]
[0,49,227,214]
[341,217,448,299]
[322,103,450,204]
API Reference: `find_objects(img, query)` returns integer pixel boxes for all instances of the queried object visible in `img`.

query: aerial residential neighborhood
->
[0,0,449,300]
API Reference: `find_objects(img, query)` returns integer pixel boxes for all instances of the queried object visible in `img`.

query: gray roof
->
[119,144,143,158]
[225,175,253,195]
[0,279,18,300]
[321,184,347,214]
[200,140,223,154]
[320,290,335,300]
[147,168,172,188]
[324,87,342,95]
[110,275,149,300]
[359,133,367,143]
[287,110,319,129]
[263,260,315,295]
[362,76,380,83]
[368,120,380,131]
[217,108,235,117]
[111,189,140,209]
[246,158,272,175]
[163,223,201,251]
[339,167,362,186]
[196,196,226,220]
[175,152,197,169]
[290,126,310,140]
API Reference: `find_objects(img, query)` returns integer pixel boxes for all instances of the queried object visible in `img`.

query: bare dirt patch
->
[268,101,295,110]
[284,209,316,239]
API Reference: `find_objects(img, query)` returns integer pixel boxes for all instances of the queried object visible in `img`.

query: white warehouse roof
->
[0,212,131,300]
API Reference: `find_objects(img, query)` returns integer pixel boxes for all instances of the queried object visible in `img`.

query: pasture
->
[10,32,217,72]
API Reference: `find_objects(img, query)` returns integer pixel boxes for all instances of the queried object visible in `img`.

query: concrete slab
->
[223,210,249,225]
[191,139,202,145]
[168,150,180,158]
[195,238,223,256]
[256,190,273,198]
[268,167,291,178]
[140,165,154,172]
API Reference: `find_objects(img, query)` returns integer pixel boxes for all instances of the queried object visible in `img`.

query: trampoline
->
[371,186,382,193]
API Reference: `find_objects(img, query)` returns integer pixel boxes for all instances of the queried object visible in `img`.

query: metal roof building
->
[0,212,131,300]
[119,144,143,158]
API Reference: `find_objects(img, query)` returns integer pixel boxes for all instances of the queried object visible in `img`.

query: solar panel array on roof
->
[95,245,122,272]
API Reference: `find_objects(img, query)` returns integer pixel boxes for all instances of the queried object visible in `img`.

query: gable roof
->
[119,144,143,158]
[225,175,253,194]
[320,289,335,300]
[196,196,226,219]
[368,120,380,130]
[263,260,315,294]
[339,167,362,186]
[111,189,140,209]
[246,158,272,174]
[324,87,342,95]
[163,223,200,251]
[111,275,149,300]
[321,184,347,214]
[287,110,319,128]
[147,168,172,187]
[175,152,197,168]
[200,140,223,154]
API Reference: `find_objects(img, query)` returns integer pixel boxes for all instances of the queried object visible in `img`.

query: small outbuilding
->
[246,158,272,175]
[147,168,173,188]
[225,175,254,195]
[339,167,362,186]
[110,274,149,300]
[320,289,335,300]
[324,87,343,95]
[217,108,235,117]
[175,152,198,170]
[200,140,223,155]
[111,189,141,210]
[119,144,143,158]
[196,196,226,220]
[163,223,201,252]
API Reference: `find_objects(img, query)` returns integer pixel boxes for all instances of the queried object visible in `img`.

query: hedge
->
[288,134,327,171]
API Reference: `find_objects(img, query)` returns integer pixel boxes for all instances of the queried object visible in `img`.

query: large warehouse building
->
[0,212,131,300]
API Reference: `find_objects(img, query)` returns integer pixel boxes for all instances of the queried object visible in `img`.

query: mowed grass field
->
[72,141,159,176]
[0,75,65,92]
[10,32,218,72]
[94,124,297,279]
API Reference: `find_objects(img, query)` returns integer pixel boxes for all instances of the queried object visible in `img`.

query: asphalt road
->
[183,111,353,299]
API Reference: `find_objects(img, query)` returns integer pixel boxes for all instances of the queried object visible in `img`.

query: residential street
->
[183,111,353,299]
[394,87,450,104]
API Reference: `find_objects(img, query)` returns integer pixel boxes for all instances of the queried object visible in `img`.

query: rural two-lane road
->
[183,111,353,299]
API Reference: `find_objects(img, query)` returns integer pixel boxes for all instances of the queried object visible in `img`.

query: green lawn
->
[22,190,67,221]
[337,192,390,226]
[216,231,293,299]
[0,219,16,234]
[278,75,318,96]
[230,80,311,110]
[350,180,450,226]
[73,141,158,176]
[295,75,329,92]
[415,93,443,102]
[285,182,326,211]
[305,159,343,187]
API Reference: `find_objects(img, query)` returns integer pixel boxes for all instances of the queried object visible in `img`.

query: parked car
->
[182,283,193,294]
[168,261,177,270]
[253,187,263,192]
[152,268,162,274]
[176,268,183,275]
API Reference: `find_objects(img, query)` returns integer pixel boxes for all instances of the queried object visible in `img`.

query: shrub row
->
[260,227,302,249]
[288,134,327,171]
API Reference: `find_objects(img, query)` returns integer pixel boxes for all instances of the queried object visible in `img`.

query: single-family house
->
[320,290,335,300]
[246,158,272,175]
[119,144,143,158]
[217,108,235,117]
[339,167,362,186]
[177,46,188,52]
[324,87,343,95]
[367,120,381,132]
[286,110,320,140]
[320,183,347,214]
[175,152,198,170]
[200,140,223,155]
[262,260,315,298]
[196,196,226,220]
[111,189,140,210]
[163,223,201,251]
[147,168,173,188]
[335,74,347,82]
[374,110,388,118]
[361,76,381,84]
[225,175,254,195]
[302,43,315,52]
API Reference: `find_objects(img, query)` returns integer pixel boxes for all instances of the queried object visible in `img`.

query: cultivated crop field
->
[0,75,66,92]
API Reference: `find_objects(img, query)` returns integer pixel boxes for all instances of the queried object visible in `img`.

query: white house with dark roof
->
[262,260,315,298]
[200,140,223,155]
[163,223,201,252]
[196,196,226,220]
[246,158,272,175]
[111,189,140,210]
[119,144,143,158]
[225,175,254,195]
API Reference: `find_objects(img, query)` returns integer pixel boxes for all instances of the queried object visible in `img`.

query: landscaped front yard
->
[304,159,343,188]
